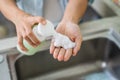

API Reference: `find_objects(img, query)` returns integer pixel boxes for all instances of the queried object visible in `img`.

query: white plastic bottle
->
[17,20,55,55]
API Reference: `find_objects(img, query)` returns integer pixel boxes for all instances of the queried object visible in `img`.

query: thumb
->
[33,16,46,25]
[73,36,82,56]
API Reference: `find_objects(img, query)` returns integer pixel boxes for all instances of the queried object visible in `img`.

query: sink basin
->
[0,17,120,80]
[7,38,120,80]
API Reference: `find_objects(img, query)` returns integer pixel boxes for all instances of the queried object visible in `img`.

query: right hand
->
[14,13,46,51]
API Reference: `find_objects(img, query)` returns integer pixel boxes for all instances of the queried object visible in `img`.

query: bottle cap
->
[37,20,55,37]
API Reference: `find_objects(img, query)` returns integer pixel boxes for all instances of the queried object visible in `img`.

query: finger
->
[64,48,73,62]
[27,31,40,46]
[24,36,36,47]
[18,36,28,51]
[23,23,41,46]
[33,16,46,25]
[57,48,66,61]
[53,47,60,59]
[23,27,40,47]
[73,37,82,56]
[50,40,55,54]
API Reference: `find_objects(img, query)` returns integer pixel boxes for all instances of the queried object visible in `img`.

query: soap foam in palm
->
[37,20,75,49]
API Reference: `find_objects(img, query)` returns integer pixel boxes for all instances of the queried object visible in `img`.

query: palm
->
[50,22,82,61]
[56,22,81,42]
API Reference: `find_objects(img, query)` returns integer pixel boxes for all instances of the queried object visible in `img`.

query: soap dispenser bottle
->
[17,20,55,55]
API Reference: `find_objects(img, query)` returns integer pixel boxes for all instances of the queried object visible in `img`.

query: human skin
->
[0,0,88,61]
[0,0,46,51]
[50,0,88,61]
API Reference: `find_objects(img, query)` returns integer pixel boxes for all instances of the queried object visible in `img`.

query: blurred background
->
[0,0,120,80]
[0,0,119,39]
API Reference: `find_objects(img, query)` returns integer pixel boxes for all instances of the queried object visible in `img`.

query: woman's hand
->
[15,13,46,51]
[50,21,82,61]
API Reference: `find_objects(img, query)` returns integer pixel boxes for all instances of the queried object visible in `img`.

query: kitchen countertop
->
[103,0,120,16]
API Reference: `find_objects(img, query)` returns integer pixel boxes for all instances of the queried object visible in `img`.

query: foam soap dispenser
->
[17,20,55,55]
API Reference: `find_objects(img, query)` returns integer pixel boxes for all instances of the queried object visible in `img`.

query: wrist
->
[61,18,78,26]
[61,17,79,24]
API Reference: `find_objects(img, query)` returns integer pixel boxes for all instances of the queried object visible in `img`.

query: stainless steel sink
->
[0,17,120,80]
[7,37,120,80]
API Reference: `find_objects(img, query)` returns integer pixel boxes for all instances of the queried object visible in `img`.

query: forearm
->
[62,0,88,24]
[0,0,25,23]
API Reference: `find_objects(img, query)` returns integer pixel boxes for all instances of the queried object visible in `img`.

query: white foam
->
[53,33,75,49]
[36,20,75,49]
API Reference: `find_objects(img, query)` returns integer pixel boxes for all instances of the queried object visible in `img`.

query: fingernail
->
[22,49,28,52]
[54,58,57,59]
[54,56,57,59]
[35,44,39,47]
[37,42,40,44]
[25,50,28,52]
[73,54,75,56]
[50,52,52,54]
[64,59,68,62]
[58,60,62,62]
[73,54,76,56]
[42,21,46,25]
[33,45,37,47]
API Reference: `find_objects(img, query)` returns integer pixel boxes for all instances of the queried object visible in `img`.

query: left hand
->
[50,21,82,61]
